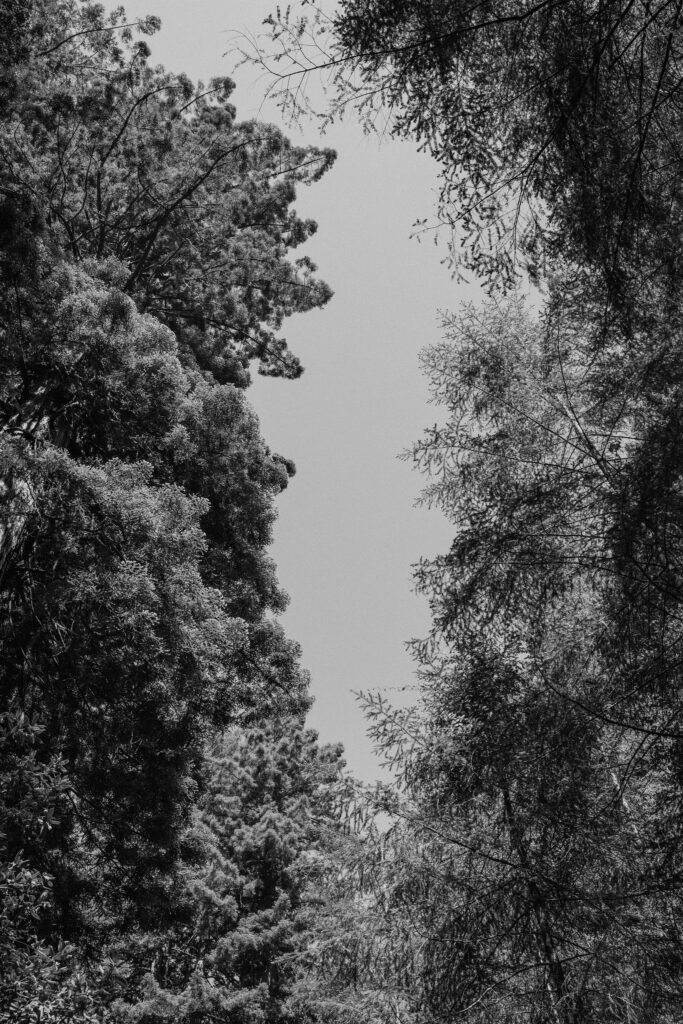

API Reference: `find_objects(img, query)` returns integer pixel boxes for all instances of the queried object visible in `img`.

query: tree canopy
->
[8,0,683,1022]
[246,2,683,1021]
[0,4,340,1019]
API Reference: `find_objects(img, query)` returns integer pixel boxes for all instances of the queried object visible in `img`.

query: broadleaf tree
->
[246,4,683,1019]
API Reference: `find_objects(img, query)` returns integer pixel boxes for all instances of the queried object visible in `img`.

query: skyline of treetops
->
[3,1,683,1022]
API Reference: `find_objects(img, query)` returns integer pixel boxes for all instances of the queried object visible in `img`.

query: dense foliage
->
[252,2,683,1022]
[110,724,346,1024]
[10,0,683,1022]
[264,0,683,300]
[0,2,342,1019]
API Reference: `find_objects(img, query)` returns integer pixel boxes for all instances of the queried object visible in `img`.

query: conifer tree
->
[108,724,347,1024]
[0,3,335,1012]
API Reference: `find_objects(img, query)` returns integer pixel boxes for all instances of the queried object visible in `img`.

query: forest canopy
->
[245,2,683,1022]
[6,0,683,1023]
[0,3,346,1020]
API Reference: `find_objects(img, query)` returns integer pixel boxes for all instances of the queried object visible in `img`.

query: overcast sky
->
[120,0,478,778]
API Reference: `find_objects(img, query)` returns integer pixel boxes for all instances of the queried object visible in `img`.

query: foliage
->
[244,4,683,1018]
[298,290,683,1024]
[258,0,683,308]
[0,706,102,1023]
[0,242,309,930]
[3,0,335,384]
[107,723,347,1024]
[0,1,334,1014]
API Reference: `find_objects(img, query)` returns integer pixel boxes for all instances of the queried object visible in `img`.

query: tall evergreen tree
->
[0,3,335,1012]
[107,724,347,1024]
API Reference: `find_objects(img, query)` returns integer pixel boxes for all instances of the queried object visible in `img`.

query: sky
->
[119,0,478,779]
